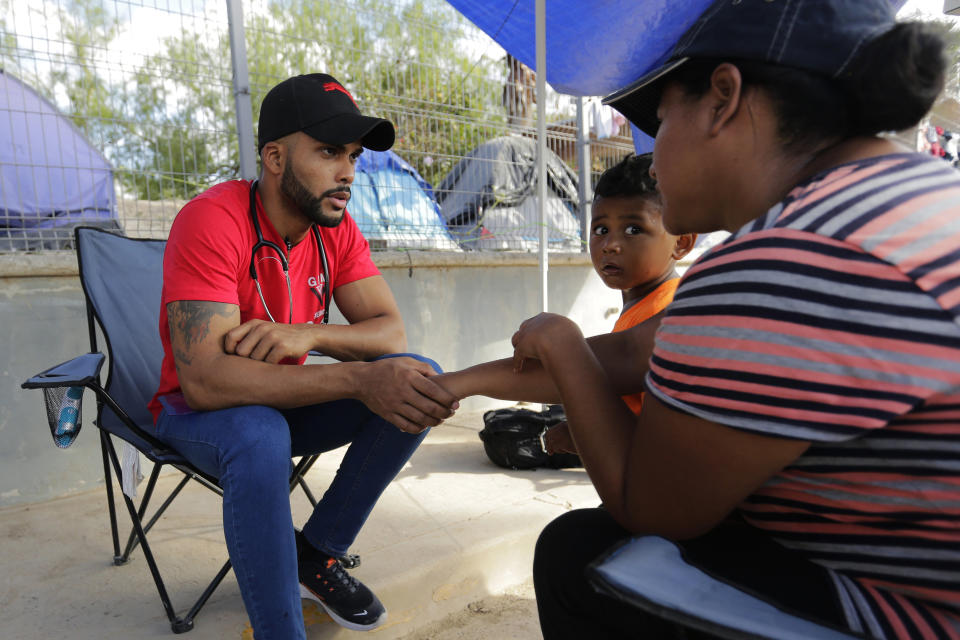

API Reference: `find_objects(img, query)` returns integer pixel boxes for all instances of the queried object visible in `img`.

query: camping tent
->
[0,70,119,250]
[349,149,459,251]
[435,135,581,251]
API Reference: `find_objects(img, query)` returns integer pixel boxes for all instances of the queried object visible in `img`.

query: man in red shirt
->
[149,73,457,639]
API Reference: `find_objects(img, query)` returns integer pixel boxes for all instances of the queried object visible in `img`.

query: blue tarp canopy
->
[444,1,713,155]
[350,149,460,251]
[446,0,909,155]
[445,0,715,98]
[0,69,118,250]
[448,0,909,98]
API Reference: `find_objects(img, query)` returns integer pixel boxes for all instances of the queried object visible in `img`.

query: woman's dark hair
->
[594,153,659,201]
[669,22,946,151]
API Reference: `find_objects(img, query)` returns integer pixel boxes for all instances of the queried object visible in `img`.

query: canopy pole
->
[576,96,591,251]
[536,0,548,312]
[226,0,256,180]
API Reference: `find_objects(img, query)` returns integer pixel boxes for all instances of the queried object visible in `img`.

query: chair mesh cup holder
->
[43,385,84,448]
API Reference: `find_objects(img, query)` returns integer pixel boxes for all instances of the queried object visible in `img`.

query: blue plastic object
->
[53,386,83,448]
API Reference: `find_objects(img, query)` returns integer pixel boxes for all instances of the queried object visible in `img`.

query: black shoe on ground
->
[296,531,387,631]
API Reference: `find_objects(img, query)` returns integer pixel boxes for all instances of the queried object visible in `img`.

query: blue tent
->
[0,70,119,250]
[350,149,460,251]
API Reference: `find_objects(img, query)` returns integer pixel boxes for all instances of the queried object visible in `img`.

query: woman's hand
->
[511,313,583,373]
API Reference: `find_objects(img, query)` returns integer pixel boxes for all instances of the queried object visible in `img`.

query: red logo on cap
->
[323,82,357,107]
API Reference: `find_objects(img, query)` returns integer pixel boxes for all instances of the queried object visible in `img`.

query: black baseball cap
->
[603,0,896,138]
[257,73,395,152]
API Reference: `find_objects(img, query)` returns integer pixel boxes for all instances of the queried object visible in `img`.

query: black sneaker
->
[297,532,387,631]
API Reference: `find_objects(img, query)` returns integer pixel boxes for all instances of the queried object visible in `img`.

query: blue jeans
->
[154,353,439,640]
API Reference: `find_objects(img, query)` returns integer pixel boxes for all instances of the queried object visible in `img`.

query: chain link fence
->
[1,0,635,253]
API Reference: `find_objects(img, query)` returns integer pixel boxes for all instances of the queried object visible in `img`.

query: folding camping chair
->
[21,226,328,634]
[587,536,862,640]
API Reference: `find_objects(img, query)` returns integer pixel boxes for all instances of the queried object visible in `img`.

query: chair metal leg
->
[99,445,324,633]
[104,434,189,632]
[298,454,320,476]
[100,431,124,565]
[291,454,320,507]
[141,473,192,535]
[169,456,318,632]
[178,559,233,633]
[296,477,318,507]
[121,462,163,561]
[122,470,191,561]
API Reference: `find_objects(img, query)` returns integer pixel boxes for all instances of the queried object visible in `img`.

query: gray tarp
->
[436,135,581,251]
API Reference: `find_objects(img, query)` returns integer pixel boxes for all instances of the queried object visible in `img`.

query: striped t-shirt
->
[646,152,960,639]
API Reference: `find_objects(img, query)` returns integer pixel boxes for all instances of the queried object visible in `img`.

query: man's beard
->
[280,163,350,228]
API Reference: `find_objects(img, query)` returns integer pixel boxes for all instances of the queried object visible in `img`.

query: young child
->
[543,153,695,453]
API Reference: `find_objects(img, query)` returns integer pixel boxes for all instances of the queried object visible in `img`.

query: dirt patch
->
[399,581,541,640]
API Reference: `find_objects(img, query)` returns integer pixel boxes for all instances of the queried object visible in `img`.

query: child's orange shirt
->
[612,278,680,414]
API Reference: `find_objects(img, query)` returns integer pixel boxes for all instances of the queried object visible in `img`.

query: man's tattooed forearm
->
[168,301,233,365]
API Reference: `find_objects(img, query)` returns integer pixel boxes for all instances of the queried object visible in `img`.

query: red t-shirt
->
[148,179,380,422]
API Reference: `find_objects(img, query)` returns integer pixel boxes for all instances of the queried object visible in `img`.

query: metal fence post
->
[226,0,257,180]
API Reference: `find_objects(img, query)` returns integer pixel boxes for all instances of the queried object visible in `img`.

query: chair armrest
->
[22,352,106,389]
[587,536,860,640]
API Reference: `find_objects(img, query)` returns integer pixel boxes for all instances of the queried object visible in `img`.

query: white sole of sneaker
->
[299,583,388,631]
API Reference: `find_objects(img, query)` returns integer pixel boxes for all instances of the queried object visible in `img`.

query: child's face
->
[590,194,679,299]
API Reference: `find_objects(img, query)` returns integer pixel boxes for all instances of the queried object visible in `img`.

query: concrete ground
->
[398,581,540,640]
[0,409,598,640]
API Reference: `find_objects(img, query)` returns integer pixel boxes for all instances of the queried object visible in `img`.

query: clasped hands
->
[224,319,458,434]
[221,313,584,435]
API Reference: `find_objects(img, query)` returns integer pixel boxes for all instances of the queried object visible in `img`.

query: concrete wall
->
[0,251,622,507]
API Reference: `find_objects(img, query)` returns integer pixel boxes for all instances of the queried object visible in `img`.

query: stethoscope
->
[248,180,330,325]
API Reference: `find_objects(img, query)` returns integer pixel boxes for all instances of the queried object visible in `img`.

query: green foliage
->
[5,0,126,153]
[4,0,505,200]
[0,0,19,70]
[244,0,504,187]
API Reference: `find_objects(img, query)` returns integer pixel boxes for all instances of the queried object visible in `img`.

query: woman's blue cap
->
[603,0,896,138]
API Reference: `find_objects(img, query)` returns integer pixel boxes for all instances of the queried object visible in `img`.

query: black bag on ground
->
[479,405,582,470]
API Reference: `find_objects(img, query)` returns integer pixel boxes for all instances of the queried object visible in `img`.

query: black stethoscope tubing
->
[248,179,330,325]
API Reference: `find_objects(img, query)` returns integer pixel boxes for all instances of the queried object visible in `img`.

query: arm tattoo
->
[168,301,234,367]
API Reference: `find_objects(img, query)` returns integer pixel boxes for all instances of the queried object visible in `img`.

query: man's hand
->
[355,357,459,434]
[543,421,578,455]
[224,319,317,363]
